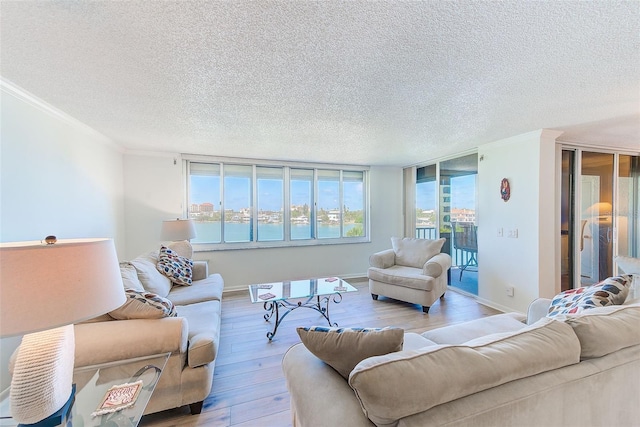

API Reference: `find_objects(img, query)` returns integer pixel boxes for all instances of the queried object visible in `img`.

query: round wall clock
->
[500,178,510,202]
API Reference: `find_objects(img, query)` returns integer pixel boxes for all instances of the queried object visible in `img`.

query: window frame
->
[184,156,370,250]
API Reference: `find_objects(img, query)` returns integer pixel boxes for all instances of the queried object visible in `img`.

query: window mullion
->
[252,165,257,242]
[284,167,291,242]
[220,163,225,243]
[339,170,344,237]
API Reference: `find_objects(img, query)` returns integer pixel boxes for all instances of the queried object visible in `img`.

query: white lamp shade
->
[161,218,197,241]
[0,238,126,337]
[585,202,613,217]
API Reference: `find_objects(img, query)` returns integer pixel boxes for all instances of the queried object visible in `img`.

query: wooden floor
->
[139,280,500,427]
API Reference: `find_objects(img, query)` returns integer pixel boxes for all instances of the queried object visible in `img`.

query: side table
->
[0,352,170,427]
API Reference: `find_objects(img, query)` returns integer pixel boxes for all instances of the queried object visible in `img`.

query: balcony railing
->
[415,226,476,271]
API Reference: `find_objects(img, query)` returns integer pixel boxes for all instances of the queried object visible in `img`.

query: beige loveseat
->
[283,298,640,426]
[73,248,223,415]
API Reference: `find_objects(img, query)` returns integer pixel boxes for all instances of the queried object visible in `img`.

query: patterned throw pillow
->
[109,289,177,320]
[156,245,194,286]
[296,326,404,379]
[547,275,633,318]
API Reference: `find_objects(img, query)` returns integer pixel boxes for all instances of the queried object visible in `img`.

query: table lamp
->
[0,237,126,425]
[160,218,196,258]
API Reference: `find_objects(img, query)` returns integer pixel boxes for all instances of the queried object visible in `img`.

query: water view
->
[192,221,360,243]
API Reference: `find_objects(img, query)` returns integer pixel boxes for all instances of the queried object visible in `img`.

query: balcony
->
[416,227,478,295]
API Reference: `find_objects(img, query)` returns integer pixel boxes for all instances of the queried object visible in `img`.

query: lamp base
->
[10,325,75,424]
[18,385,75,427]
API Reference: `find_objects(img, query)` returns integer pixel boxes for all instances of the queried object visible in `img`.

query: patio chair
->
[451,222,478,280]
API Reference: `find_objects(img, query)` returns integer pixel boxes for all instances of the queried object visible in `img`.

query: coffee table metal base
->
[263,293,343,340]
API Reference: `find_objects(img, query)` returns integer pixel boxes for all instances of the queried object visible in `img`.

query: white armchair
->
[367,237,451,313]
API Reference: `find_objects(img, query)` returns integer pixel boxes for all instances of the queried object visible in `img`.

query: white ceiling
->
[1,1,638,166]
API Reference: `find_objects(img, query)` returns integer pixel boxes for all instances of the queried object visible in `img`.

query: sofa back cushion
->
[120,262,145,292]
[130,251,172,298]
[391,237,445,268]
[558,303,640,359]
[348,318,580,427]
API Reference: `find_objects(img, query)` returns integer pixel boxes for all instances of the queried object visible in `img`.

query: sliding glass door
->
[414,154,478,295]
[561,149,639,289]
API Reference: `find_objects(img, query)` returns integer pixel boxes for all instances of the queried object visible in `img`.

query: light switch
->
[497,228,503,237]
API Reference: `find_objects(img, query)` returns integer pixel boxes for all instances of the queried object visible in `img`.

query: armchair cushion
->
[391,237,445,268]
[368,265,437,291]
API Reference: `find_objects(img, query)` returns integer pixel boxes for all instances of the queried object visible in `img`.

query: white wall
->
[477,130,562,313]
[0,83,125,390]
[122,153,404,290]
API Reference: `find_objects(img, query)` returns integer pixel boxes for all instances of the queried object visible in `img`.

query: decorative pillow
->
[119,262,145,292]
[296,326,404,379]
[547,275,633,318]
[391,237,445,268]
[156,245,194,286]
[109,289,177,320]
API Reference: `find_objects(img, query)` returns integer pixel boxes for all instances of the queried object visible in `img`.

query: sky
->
[190,176,364,211]
[416,174,477,210]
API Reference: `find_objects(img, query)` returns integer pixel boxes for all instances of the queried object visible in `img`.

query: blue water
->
[192,222,358,243]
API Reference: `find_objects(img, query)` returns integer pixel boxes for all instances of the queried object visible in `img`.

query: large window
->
[187,160,368,248]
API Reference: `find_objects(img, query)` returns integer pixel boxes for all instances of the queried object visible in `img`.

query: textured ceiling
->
[1,1,638,166]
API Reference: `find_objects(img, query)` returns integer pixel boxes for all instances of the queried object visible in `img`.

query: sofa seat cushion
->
[168,274,224,306]
[176,300,222,368]
[422,312,526,345]
[130,251,172,298]
[348,318,580,427]
[368,265,435,291]
[557,303,640,359]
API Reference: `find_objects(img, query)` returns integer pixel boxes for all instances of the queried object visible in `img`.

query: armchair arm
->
[369,249,396,269]
[192,260,209,281]
[422,253,452,277]
[74,317,189,367]
[527,298,552,325]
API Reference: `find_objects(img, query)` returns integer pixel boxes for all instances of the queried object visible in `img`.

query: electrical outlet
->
[497,227,503,237]
[506,286,515,297]
[507,228,518,238]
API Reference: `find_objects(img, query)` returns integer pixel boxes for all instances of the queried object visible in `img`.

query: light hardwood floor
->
[139,280,499,427]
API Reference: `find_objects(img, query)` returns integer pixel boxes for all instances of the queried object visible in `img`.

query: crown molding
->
[1,77,124,153]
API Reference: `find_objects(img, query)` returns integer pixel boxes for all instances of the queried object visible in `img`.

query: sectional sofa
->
[283,294,640,426]
[73,247,223,415]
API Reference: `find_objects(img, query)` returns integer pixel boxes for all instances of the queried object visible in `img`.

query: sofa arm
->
[527,298,552,325]
[369,249,396,269]
[422,253,452,278]
[74,317,189,367]
[192,260,209,281]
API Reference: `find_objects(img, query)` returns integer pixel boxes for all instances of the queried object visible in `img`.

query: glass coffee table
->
[249,278,358,340]
[0,352,169,427]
